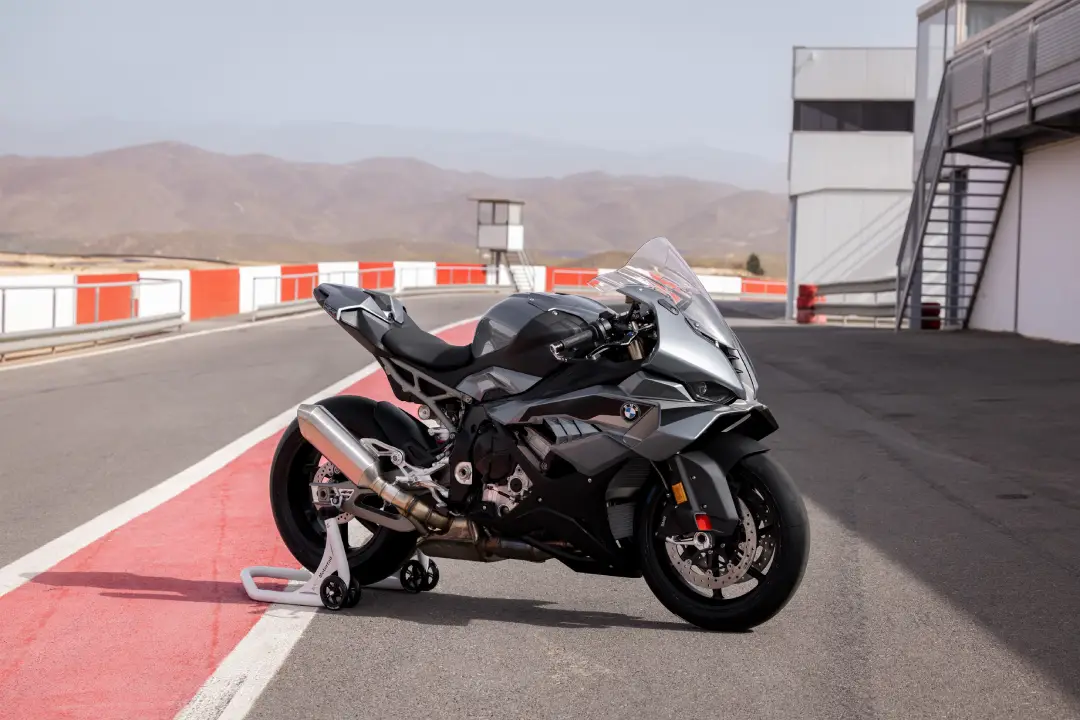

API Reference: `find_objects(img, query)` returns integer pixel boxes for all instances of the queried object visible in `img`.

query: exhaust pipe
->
[297,404,452,532]
[296,404,551,564]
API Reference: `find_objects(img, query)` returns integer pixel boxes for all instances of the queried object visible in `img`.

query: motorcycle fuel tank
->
[469,292,611,378]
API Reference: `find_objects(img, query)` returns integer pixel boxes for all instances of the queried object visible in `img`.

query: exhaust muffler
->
[298,403,452,532]
[296,404,550,564]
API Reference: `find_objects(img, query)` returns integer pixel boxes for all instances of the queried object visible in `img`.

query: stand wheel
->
[343,576,362,608]
[421,560,440,591]
[400,560,425,593]
[320,575,348,610]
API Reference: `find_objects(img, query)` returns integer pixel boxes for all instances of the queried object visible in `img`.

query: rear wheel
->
[269,404,420,586]
[636,451,809,632]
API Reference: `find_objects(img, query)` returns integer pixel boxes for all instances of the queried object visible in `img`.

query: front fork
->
[660,451,743,538]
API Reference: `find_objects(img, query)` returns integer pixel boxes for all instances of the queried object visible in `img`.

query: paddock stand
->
[241,510,440,611]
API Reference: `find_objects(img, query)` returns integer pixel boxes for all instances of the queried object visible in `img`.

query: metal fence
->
[1,264,790,360]
[0,277,185,360]
[946,0,1080,144]
[249,265,508,320]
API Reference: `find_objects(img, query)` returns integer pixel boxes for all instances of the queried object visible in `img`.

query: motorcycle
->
[268,236,809,631]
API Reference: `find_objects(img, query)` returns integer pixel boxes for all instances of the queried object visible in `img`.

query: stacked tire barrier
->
[796,284,824,325]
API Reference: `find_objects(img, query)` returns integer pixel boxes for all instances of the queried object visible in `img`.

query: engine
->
[471,424,537,517]
[482,466,533,517]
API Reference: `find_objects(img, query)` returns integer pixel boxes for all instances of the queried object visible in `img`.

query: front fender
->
[665,434,770,537]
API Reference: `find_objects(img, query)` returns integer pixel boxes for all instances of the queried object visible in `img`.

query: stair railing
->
[895,69,953,330]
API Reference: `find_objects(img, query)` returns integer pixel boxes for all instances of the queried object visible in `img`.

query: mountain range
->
[0,118,788,193]
[0,141,789,274]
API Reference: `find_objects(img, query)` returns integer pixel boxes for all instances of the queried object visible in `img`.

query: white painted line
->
[174,604,319,720]
[173,316,480,720]
[0,314,480,599]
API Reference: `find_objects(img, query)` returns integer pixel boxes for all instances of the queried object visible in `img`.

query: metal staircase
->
[505,248,535,293]
[895,73,1017,331]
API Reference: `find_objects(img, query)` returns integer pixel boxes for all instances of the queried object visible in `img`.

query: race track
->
[1,295,1078,720]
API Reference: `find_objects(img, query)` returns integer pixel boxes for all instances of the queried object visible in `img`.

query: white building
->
[897,0,1080,343]
[786,46,917,316]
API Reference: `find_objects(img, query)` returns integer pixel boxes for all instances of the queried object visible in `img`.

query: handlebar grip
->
[550,317,611,358]
[559,327,598,353]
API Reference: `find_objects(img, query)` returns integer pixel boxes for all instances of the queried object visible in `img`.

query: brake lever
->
[585,323,654,360]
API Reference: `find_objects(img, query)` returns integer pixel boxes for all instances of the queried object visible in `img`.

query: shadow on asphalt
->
[27,569,736,634]
[351,588,714,633]
[736,325,1080,702]
[26,570,281,605]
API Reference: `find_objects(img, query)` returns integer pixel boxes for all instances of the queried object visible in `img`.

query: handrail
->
[944,0,1080,139]
[816,277,896,296]
[954,0,1067,55]
[807,275,899,327]
[895,64,953,329]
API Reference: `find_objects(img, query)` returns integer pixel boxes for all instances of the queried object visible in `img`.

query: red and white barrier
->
[1,260,789,335]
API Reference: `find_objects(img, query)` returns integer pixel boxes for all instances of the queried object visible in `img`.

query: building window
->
[793,100,915,132]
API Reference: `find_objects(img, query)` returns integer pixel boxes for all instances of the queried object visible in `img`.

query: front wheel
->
[636,451,809,632]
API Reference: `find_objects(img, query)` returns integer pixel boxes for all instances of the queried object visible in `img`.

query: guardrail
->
[0,314,184,360]
[0,277,185,360]
[0,264,788,361]
[799,277,942,329]
[249,266,510,321]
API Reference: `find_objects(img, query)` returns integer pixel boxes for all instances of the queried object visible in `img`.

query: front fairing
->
[591,237,760,401]
[618,284,753,402]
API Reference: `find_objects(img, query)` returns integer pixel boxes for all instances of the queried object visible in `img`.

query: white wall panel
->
[238,265,281,313]
[317,261,360,287]
[969,164,1021,332]
[794,47,917,100]
[137,270,190,322]
[0,274,77,333]
[1015,139,1080,344]
[394,261,437,291]
[790,133,915,195]
[794,191,911,284]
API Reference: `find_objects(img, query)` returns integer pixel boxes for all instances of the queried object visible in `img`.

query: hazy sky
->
[1,0,920,161]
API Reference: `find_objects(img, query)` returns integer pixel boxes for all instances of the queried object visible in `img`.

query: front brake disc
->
[664,496,758,591]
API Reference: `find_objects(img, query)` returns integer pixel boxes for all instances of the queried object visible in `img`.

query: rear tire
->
[636,451,809,632]
[269,398,420,586]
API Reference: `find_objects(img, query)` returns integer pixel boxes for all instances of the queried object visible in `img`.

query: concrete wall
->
[789,47,916,295]
[970,137,1080,343]
[794,191,911,284]
[790,133,915,195]
[794,47,917,100]
[0,274,77,333]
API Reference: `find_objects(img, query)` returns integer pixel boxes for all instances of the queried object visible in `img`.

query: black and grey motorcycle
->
[269,237,809,631]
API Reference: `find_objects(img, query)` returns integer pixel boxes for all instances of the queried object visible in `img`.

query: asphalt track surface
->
[2,294,1079,719]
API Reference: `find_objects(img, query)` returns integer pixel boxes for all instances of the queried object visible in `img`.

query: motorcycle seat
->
[382,324,474,371]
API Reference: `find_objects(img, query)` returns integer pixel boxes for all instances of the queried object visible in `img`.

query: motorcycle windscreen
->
[589,236,738,349]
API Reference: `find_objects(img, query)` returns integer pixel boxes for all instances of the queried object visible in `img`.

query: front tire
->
[636,451,809,632]
[269,397,420,586]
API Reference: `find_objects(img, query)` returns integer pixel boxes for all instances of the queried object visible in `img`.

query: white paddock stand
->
[241,513,439,611]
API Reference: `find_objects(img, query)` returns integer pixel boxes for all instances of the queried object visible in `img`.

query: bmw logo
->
[621,402,640,422]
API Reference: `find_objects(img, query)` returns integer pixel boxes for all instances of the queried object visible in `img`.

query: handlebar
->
[549,317,613,359]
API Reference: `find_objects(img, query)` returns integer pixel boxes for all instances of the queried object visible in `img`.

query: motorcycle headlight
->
[688,381,737,405]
